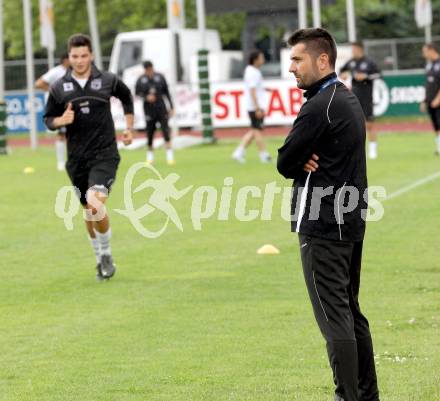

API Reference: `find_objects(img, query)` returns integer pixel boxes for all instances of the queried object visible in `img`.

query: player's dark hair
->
[143,60,153,69]
[424,43,439,53]
[287,28,337,68]
[67,34,92,52]
[351,41,364,49]
[248,50,263,65]
[60,53,69,63]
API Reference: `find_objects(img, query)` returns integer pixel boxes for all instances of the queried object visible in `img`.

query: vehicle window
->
[117,41,143,76]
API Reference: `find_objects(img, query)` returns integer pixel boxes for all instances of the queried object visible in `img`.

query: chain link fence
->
[4,57,110,91]
[364,36,440,72]
[3,36,439,90]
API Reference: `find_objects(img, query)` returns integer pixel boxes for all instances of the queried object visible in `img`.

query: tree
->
[2,0,245,59]
[3,0,439,60]
[321,0,440,42]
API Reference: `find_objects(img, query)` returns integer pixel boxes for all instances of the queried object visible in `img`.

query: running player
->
[44,34,134,280]
[232,49,271,163]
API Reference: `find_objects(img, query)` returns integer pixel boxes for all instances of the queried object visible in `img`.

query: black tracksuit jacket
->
[135,72,173,115]
[44,65,134,161]
[339,57,381,103]
[277,73,368,242]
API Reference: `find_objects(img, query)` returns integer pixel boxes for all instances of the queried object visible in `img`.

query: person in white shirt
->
[232,50,271,163]
[35,53,70,171]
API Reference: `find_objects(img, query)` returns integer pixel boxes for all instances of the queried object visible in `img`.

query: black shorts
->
[248,111,264,130]
[353,88,374,122]
[428,106,440,131]
[145,112,170,147]
[358,97,374,122]
[66,154,120,205]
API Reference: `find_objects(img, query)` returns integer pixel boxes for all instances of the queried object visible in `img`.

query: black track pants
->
[298,234,380,401]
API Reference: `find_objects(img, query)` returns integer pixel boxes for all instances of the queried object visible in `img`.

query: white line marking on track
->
[386,171,440,201]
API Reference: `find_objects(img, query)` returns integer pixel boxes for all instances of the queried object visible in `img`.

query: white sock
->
[95,228,112,256]
[436,135,440,152]
[89,236,101,263]
[369,142,377,158]
[166,148,174,161]
[233,145,245,157]
[147,150,154,162]
[55,139,65,165]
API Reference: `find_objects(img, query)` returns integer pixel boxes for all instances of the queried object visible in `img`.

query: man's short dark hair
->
[248,50,263,65]
[67,34,92,52]
[424,43,439,53]
[143,60,153,69]
[287,28,337,68]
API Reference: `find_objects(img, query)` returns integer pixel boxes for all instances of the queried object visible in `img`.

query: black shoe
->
[96,263,105,281]
[100,254,116,279]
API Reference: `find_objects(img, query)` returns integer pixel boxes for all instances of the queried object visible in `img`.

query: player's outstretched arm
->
[339,60,351,75]
[430,90,440,108]
[112,78,134,114]
[162,75,174,110]
[112,77,135,145]
[122,114,134,146]
[35,78,49,91]
[367,60,381,81]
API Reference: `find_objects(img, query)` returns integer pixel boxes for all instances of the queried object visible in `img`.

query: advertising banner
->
[4,72,428,134]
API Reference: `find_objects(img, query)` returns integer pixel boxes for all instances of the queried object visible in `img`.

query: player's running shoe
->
[100,254,116,279]
[260,154,272,163]
[232,152,246,164]
[96,263,105,281]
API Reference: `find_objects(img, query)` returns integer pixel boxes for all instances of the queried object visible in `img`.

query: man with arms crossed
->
[36,53,70,171]
[44,34,134,281]
[421,43,440,155]
[277,28,380,401]
[232,49,271,163]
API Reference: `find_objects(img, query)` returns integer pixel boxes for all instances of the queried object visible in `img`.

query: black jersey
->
[44,65,133,160]
[277,73,368,242]
[425,58,440,104]
[135,72,173,112]
[340,57,381,102]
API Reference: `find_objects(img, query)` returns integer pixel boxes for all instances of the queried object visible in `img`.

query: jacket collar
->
[304,72,337,100]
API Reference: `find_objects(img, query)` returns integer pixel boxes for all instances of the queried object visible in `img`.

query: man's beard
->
[297,74,318,90]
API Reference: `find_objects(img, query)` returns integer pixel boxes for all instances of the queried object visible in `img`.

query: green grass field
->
[1,133,439,401]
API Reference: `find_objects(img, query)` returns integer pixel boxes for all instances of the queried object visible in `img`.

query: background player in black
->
[340,42,381,159]
[44,34,134,280]
[135,61,175,165]
[278,28,380,401]
[421,43,440,155]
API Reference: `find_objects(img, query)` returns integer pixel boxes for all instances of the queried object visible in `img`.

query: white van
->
[108,28,222,86]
